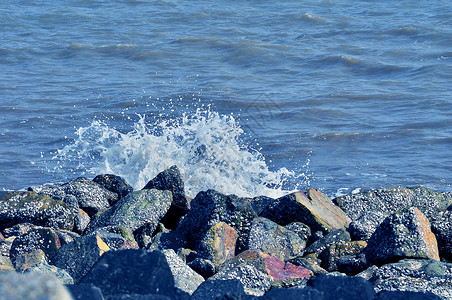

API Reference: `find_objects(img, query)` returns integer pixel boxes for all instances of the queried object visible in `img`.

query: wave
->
[52,108,306,198]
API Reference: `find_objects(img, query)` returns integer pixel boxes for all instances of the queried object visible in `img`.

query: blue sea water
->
[1,0,451,198]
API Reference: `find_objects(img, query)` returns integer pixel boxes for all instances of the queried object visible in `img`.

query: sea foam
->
[53,108,306,198]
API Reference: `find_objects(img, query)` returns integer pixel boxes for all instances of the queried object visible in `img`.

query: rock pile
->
[0,167,451,299]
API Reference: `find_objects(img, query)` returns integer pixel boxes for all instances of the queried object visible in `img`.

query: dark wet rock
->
[26,262,74,284]
[66,283,105,300]
[162,249,204,295]
[93,174,133,199]
[188,258,215,279]
[261,286,324,300]
[51,233,111,282]
[336,252,371,275]
[177,248,198,264]
[376,290,442,300]
[304,228,351,254]
[246,217,305,261]
[212,260,273,296]
[242,195,275,215]
[369,259,452,299]
[259,188,351,234]
[56,230,80,247]
[10,226,62,267]
[284,222,311,243]
[319,240,367,272]
[86,189,172,234]
[190,279,250,300]
[0,191,75,231]
[365,207,440,266]
[74,208,90,234]
[0,271,73,299]
[80,249,176,300]
[143,166,190,229]
[429,210,452,261]
[307,274,376,300]
[289,256,328,275]
[109,295,175,300]
[177,190,257,252]
[198,222,238,267]
[1,222,35,238]
[149,230,188,251]
[13,249,46,272]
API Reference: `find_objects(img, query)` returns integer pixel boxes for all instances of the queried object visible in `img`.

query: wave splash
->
[53,109,307,198]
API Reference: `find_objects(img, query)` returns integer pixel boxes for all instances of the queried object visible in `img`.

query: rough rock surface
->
[65,283,104,300]
[13,249,47,272]
[197,222,238,267]
[0,271,73,300]
[191,279,249,300]
[365,207,440,266]
[51,233,111,282]
[284,222,311,243]
[25,262,74,284]
[80,249,176,300]
[188,258,216,279]
[429,210,452,261]
[307,274,376,300]
[0,191,74,231]
[369,259,452,299]
[177,190,257,251]
[260,188,351,234]
[93,174,133,199]
[86,189,172,234]
[320,241,367,272]
[162,249,204,295]
[305,228,351,254]
[246,217,305,261]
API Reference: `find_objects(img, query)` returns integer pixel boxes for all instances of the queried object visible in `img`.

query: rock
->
[246,217,305,261]
[198,222,238,267]
[143,166,190,229]
[219,250,313,282]
[191,279,250,300]
[86,189,172,234]
[307,275,376,300]
[211,261,273,296]
[65,283,104,300]
[336,253,371,275]
[0,255,14,271]
[74,208,90,234]
[348,210,387,241]
[149,230,187,251]
[0,271,73,300]
[0,191,74,231]
[13,249,47,272]
[319,241,367,272]
[288,256,328,275]
[261,286,324,300]
[365,207,440,266]
[176,190,257,252]
[260,188,350,234]
[0,237,13,256]
[376,290,442,300]
[369,259,452,299]
[242,195,275,215]
[304,228,351,254]
[188,258,216,279]
[30,177,120,217]
[51,233,111,282]
[26,262,74,284]
[80,249,176,299]
[177,248,198,264]
[429,210,451,260]
[90,229,139,250]
[10,227,62,267]
[284,222,311,243]
[1,222,35,238]
[162,249,204,295]
[93,174,133,198]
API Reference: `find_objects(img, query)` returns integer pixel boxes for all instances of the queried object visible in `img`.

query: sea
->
[1,0,451,199]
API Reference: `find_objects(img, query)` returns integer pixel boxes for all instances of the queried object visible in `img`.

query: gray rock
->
[65,283,104,300]
[0,271,73,300]
[162,249,204,295]
[93,174,133,199]
[376,290,441,300]
[190,279,249,300]
[188,258,216,279]
[26,262,74,284]
[80,249,176,300]
[365,207,440,266]
[176,190,257,252]
[86,189,172,234]
[51,233,111,282]
[261,286,324,300]
[348,210,387,241]
[1,222,35,238]
[369,259,452,299]
[0,191,74,231]
[247,217,305,261]
[284,222,311,243]
[307,275,375,300]
[429,210,452,261]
